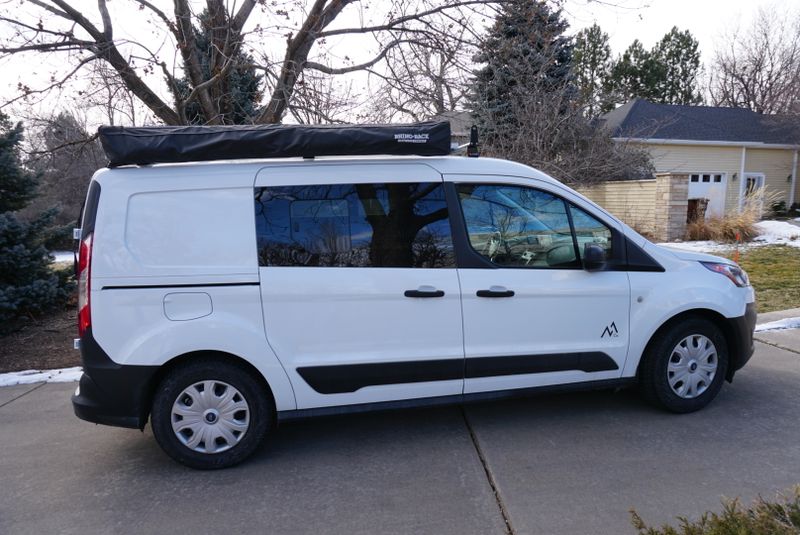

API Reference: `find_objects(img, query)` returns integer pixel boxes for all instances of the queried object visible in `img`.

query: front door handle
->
[476,286,515,298]
[404,286,445,298]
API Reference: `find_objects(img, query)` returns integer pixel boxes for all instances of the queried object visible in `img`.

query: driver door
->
[448,177,631,394]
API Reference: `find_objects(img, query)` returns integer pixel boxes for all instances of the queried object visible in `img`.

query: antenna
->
[467,125,480,158]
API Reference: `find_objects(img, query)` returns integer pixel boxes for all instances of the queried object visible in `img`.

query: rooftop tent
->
[98,121,452,167]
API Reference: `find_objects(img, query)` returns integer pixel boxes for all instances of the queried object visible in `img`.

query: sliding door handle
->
[404,287,445,298]
[476,287,515,298]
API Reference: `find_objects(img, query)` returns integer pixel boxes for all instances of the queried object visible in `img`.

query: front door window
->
[457,184,579,268]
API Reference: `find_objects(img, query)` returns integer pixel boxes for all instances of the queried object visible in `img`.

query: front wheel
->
[151,358,272,469]
[639,317,729,413]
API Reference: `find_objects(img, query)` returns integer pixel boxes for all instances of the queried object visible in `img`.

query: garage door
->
[688,173,727,218]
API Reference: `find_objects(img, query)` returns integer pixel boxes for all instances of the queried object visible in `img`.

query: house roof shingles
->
[603,99,800,145]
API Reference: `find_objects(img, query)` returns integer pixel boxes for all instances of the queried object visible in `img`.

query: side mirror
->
[583,243,607,271]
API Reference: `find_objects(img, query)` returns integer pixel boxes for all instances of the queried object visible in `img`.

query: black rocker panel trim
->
[297,352,618,394]
[279,378,637,421]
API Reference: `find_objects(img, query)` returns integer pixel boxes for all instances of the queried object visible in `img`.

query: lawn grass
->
[718,245,800,313]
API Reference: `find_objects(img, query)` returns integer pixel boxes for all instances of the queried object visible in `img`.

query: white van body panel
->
[254,162,463,409]
[91,166,259,284]
[442,173,631,393]
[84,155,755,416]
[89,166,297,411]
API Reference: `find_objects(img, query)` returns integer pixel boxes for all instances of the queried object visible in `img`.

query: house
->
[603,99,800,217]
[431,110,472,146]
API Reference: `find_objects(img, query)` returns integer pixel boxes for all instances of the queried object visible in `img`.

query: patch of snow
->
[51,251,73,263]
[0,366,82,387]
[755,317,800,333]
[752,221,800,246]
[658,241,734,253]
[658,219,800,253]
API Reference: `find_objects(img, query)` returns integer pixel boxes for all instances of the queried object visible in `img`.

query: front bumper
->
[71,327,159,430]
[726,301,757,380]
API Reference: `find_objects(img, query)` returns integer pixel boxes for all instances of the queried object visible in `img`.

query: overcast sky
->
[564,0,795,60]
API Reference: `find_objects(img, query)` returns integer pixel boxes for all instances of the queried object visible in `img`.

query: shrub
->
[684,188,778,242]
[0,113,73,334]
[685,213,759,242]
[631,487,800,534]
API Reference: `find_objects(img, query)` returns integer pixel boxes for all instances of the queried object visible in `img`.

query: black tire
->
[151,357,273,469]
[639,316,729,413]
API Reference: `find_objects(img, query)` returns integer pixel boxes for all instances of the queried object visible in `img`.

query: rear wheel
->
[639,317,728,413]
[151,358,272,469]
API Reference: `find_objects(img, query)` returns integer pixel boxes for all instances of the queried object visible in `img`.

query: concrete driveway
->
[1,316,799,535]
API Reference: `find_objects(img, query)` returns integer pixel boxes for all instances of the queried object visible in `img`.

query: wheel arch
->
[636,308,740,383]
[143,350,278,426]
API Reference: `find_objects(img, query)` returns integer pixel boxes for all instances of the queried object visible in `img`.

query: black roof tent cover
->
[98,121,451,167]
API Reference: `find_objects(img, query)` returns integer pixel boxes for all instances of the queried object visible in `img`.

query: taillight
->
[77,233,93,337]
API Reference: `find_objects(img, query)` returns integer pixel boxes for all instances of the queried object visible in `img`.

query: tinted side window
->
[568,204,613,260]
[255,183,454,268]
[457,184,579,268]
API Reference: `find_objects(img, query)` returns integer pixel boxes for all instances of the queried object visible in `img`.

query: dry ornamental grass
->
[685,188,780,242]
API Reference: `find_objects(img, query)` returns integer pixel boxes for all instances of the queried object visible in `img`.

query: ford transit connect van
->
[72,123,756,469]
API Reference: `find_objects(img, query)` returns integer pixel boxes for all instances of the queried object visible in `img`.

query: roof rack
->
[98,121,452,167]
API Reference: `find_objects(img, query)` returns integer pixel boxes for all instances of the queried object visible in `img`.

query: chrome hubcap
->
[667,335,718,399]
[171,380,250,454]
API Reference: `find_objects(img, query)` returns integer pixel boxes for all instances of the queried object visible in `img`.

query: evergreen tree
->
[175,10,263,125]
[605,39,662,109]
[573,23,612,117]
[0,117,36,213]
[652,27,702,105]
[0,113,71,332]
[469,0,573,148]
[605,28,702,109]
[468,2,652,184]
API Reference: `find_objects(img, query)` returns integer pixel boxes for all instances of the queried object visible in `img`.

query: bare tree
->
[471,0,652,185]
[286,69,360,124]
[22,111,105,227]
[478,83,653,185]
[709,8,800,114]
[77,62,153,126]
[1,0,503,125]
[364,29,473,122]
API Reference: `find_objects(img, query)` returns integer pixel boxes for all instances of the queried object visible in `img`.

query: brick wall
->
[577,173,689,242]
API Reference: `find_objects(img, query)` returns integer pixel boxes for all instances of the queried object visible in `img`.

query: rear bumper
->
[726,302,757,379]
[71,327,159,430]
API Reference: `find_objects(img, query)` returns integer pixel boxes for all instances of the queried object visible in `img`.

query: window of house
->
[690,173,724,184]
[254,183,454,268]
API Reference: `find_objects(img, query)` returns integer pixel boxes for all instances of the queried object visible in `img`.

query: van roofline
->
[94,155,559,185]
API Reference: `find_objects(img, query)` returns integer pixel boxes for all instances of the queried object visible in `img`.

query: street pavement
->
[1,312,798,535]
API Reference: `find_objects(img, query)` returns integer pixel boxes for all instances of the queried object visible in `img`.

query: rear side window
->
[254,183,454,268]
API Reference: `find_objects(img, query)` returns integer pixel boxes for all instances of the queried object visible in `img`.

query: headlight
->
[701,262,750,287]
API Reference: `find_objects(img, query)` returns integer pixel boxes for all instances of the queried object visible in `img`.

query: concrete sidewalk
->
[754,307,800,354]
[1,337,799,534]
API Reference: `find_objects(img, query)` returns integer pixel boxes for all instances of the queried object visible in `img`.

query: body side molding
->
[297,352,619,394]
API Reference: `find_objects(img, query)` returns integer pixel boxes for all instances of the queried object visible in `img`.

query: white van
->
[72,125,756,469]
